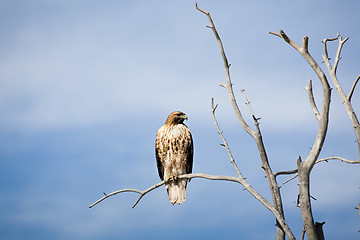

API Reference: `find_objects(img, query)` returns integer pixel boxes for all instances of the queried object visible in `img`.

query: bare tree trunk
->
[298,158,319,240]
[270,30,332,240]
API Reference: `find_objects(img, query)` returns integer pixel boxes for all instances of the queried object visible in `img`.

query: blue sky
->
[0,1,359,239]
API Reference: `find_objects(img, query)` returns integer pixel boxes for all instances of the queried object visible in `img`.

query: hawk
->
[155,111,193,205]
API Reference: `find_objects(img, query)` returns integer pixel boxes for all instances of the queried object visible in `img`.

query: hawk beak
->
[184,115,188,121]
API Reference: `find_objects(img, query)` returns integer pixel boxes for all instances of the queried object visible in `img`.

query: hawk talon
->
[168,175,177,182]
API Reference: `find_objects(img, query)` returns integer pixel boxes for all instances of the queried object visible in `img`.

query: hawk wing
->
[186,133,194,175]
[155,142,164,181]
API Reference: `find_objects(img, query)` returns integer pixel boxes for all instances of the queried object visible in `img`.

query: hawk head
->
[165,111,188,125]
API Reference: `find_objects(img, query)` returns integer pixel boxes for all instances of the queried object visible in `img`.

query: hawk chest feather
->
[156,124,190,169]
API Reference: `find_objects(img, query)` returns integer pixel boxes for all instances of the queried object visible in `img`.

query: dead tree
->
[89,4,359,240]
[269,30,360,239]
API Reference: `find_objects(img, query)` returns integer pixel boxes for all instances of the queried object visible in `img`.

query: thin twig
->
[348,74,360,102]
[270,30,302,53]
[322,33,340,66]
[281,156,359,185]
[305,79,320,121]
[274,169,298,177]
[196,2,256,137]
[316,156,360,164]
[89,183,164,209]
[283,174,298,185]
[240,89,255,117]
[333,36,349,73]
[322,33,340,42]
[301,225,306,240]
[211,98,242,178]
[241,89,261,131]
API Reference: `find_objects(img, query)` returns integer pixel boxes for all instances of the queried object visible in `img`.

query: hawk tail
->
[166,180,187,205]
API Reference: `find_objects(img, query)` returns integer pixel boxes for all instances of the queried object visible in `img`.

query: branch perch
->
[93,173,241,209]
[89,173,242,209]
[90,168,295,240]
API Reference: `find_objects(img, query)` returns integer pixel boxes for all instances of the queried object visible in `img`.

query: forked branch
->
[322,34,360,156]
[270,30,331,171]
[198,4,290,240]
[271,30,332,240]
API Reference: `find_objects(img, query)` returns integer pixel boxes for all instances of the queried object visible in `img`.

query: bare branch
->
[283,174,299,185]
[316,156,360,164]
[271,30,331,171]
[89,182,164,209]
[186,174,292,239]
[322,33,340,65]
[301,226,306,240]
[333,36,349,73]
[348,74,360,102]
[269,31,282,38]
[90,172,268,209]
[240,89,255,117]
[196,3,256,137]
[211,98,277,211]
[87,173,237,207]
[281,156,359,185]
[323,34,348,74]
[211,98,242,177]
[274,169,298,177]
[90,167,296,239]
[323,33,340,42]
[198,7,289,239]
[210,98,294,239]
[322,34,360,156]
[269,30,302,53]
[241,89,262,131]
[305,79,321,121]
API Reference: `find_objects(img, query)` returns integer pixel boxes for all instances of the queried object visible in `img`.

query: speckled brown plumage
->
[155,111,193,205]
